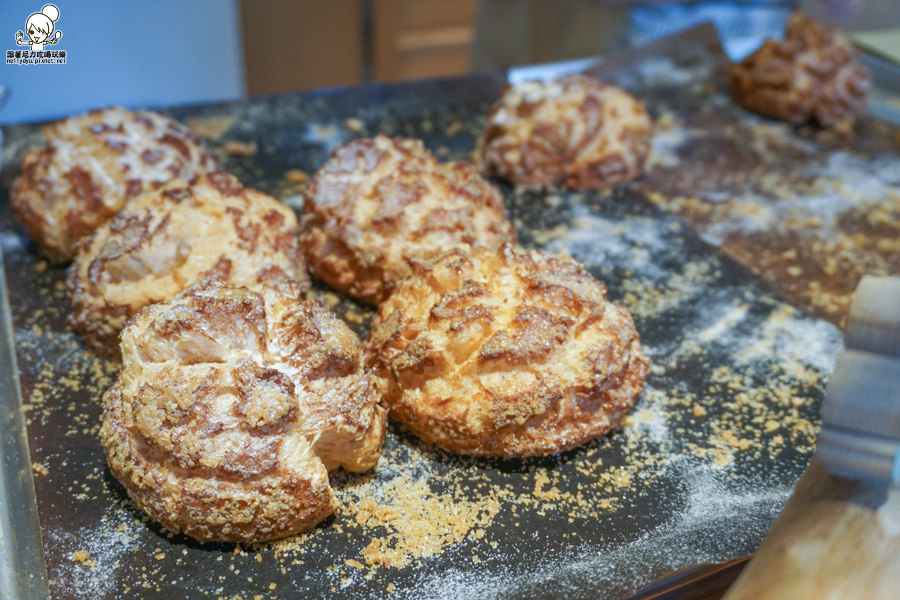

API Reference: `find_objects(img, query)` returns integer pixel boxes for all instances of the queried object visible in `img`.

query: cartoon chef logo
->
[7,4,66,65]
[16,4,62,51]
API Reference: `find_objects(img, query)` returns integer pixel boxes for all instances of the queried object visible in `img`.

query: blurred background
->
[1,0,897,125]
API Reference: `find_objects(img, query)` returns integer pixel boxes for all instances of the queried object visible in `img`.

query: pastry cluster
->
[15,89,656,541]
[11,107,220,260]
[12,107,392,544]
[101,282,385,542]
[299,132,648,460]
[730,11,870,131]
[476,74,654,189]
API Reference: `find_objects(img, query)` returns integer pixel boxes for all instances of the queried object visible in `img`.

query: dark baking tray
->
[627,37,900,329]
[0,26,854,600]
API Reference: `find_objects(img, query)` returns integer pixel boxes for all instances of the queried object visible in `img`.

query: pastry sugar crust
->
[299,135,516,305]
[11,106,221,260]
[729,12,870,131]
[100,281,386,543]
[68,173,309,355]
[476,74,653,190]
[366,244,648,457]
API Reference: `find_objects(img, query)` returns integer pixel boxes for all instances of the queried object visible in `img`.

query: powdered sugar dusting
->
[390,460,791,600]
[545,203,674,283]
[44,496,137,600]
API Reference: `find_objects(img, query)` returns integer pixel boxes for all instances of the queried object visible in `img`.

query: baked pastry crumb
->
[300,135,516,304]
[367,244,648,457]
[729,11,870,132]
[68,172,308,355]
[11,106,220,260]
[101,281,386,543]
[476,74,654,190]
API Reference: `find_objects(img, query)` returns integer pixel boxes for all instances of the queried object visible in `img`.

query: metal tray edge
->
[0,244,50,600]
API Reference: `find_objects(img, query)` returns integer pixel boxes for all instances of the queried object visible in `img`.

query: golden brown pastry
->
[476,74,654,190]
[366,244,648,457]
[11,106,221,260]
[100,281,386,543]
[68,173,308,355]
[730,12,870,132]
[299,135,516,305]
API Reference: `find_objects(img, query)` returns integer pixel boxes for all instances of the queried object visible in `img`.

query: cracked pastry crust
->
[11,106,221,260]
[100,281,386,543]
[68,173,309,355]
[476,74,654,190]
[299,135,516,305]
[366,244,648,457]
[729,12,870,132]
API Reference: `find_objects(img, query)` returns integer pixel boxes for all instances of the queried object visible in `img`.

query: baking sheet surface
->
[0,30,850,600]
[621,33,900,328]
